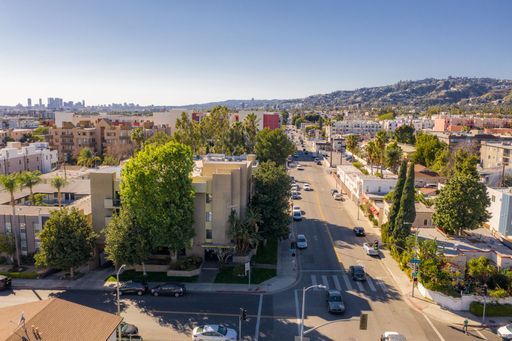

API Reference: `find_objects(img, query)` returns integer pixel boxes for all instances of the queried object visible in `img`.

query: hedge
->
[470,302,512,317]
[0,271,39,279]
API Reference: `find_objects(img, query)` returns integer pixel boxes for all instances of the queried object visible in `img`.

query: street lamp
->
[300,284,327,340]
[116,264,126,340]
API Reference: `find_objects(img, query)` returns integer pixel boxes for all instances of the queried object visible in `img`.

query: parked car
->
[192,324,237,341]
[349,265,366,281]
[119,281,148,296]
[297,165,304,171]
[292,209,302,221]
[498,323,512,340]
[330,189,339,196]
[150,283,186,297]
[303,184,312,191]
[118,322,139,337]
[333,193,343,201]
[326,289,345,314]
[380,331,407,341]
[291,191,300,200]
[296,234,308,249]
[353,227,365,237]
[291,183,300,191]
[363,242,379,256]
[0,275,12,290]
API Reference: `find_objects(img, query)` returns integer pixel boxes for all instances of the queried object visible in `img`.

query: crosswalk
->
[307,273,389,295]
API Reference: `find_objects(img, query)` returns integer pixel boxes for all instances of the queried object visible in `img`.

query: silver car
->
[296,234,308,249]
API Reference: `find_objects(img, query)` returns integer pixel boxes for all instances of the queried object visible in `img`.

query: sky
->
[0,0,511,106]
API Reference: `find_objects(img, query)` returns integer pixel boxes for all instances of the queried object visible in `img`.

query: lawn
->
[105,270,198,283]
[214,267,276,284]
[253,239,278,265]
[470,302,512,317]
[0,271,38,279]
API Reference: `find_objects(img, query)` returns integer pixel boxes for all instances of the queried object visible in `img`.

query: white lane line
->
[294,289,301,336]
[332,276,341,291]
[355,280,365,292]
[366,277,377,292]
[321,275,329,289]
[342,272,353,291]
[422,312,446,341]
[311,275,318,290]
[475,328,487,340]
[254,294,263,341]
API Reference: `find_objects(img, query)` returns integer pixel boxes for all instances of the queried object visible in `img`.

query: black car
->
[151,283,186,297]
[0,275,12,290]
[349,265,366,281]
[353,227,365,237]
[326,289,345,314]
[119,281,148,296]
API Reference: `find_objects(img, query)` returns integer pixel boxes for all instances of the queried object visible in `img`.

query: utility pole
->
[501,162,506,187]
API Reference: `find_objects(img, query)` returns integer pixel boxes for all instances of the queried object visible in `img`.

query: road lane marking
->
[355,280,365,292]
[254,294,263,341]
[342,272,353,291]
[422,312,446,341]
[332,276,341,291]
[366,277,377,292]
[311,274,318,290]
[474,328,487,340]
[300,269,344,272]
[321,275,329,289]
[294,289,301,336]
[151,309,292,319]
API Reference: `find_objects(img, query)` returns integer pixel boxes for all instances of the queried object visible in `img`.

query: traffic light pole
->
[238,317,242,341]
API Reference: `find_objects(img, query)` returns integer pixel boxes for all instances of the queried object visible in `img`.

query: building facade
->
[0,142,58,175]
[487,186,512,239]
[327,120,382,137]
[480,141,512,169]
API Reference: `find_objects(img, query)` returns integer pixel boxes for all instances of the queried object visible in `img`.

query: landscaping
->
[105,270,198,283]
[253,239,278,265]
[470,302,512,317]
[0,271,38,279]
[214,266,276,284]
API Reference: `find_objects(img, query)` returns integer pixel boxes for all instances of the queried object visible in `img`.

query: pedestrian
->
[463,318,468,335]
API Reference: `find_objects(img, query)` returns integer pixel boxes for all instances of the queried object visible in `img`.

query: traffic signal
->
[240,308,247,321]
[359,313,368,330]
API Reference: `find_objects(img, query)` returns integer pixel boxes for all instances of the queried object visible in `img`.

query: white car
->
[291,184,300,191]
[296,234,308,249]
[333,193,342,200]
[303,184,312,191]
[498,323,512,340]
[380,332,407,341]
[363,242,379,256]
[292,209,302,221]
[192,325,237,341]
[297,165,304,171]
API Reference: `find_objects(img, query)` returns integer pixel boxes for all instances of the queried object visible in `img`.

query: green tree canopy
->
[19,171,41,204]
[0,233,15,262]
[120,140,195,259]
[467,256,497,286]
[76,148,101,168]
[393,162,416,246]
[394,125,416,144]
[50,176,68,207]
[242,113,259,154]
[35,208,97,277]
[173,112,201,154]
[413,132,447,169]
[255,128,295,166]
[383,160,407,242]
[130,127,145,152]
[199,106,231,154]
[252,161,291,240]
[384,141,403,173]
[145,131,172,147]
[345,135,359,154]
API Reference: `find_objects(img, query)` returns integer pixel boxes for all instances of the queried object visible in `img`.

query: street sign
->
[245,262,250,274]
[412,271,418,277]
[410,258,421,264]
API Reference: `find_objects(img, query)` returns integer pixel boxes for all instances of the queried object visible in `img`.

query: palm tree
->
[76,148,101,168]
[0,174,22,267]
[51,176,68,207]
[130,127,145,152]
[228,209,259,255]
[375,131,389,173]
[19,171,41,205]
[365,140,379,174]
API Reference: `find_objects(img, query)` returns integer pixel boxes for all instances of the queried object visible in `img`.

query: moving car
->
[192,324,237,341]
[150,283,186,297]
[353,227,365,237]
[291,191,300,200]
[296,234,308,249]
[118,322,139,337]
[292,209,302,221]
[380,331,407,341]
[349,265,366,281]
[363,242,379,256]
[333,193,343,201]
[498,323,512,340]
[0,275,12,290]
[303,183,312,191]
[119,281,148,296]
[326,289,345,314]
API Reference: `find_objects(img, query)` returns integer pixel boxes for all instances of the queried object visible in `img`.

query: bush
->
[0,256,9,265]
[470,302,512,317]
[489,288,509,298]
[168,256,202,271]
[0,271,38,279]
[233,264,246,277]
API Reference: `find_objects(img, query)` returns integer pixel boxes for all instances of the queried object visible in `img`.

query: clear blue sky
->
[0,0,511,106]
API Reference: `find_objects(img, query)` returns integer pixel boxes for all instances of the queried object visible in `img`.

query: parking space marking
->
[342,272,353,291]
[254,294,263,341]
[355,280,365,292]
[332,275,342,291]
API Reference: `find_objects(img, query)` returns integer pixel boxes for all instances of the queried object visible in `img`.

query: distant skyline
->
[1,0,511,106]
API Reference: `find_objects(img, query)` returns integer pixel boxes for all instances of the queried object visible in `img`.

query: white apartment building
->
[0,142,58,175]
[336,164,397,201]
[327,120,382,137]
[380,118,434,132]
[487,186,512,239]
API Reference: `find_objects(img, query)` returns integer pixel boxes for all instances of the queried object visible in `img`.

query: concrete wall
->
[89,171,116,238]
[487,187,512,237]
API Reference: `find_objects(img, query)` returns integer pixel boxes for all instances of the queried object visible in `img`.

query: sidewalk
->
[13,239,299,294]
[323,169,511,328]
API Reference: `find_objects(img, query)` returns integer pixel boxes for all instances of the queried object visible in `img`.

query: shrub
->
[0,271,38,279]
[233,264,246,277]
[489,288,509,298]
[168,256,202,271]
[0,256,9,265]
[470,302,512,317]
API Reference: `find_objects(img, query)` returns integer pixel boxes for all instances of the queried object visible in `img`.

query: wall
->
[487,187,512,237]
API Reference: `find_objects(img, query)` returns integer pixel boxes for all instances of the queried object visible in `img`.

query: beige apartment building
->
[89,154,256,262]
[0,142,58,175]
[480,141,512,169]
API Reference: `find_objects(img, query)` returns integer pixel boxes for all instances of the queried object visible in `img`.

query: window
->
[206,212,212,222]
[424,219,428,226]
[492,195,496,203]
[206,194,212,203]
[206,229,212,239]
[5,221,11,233]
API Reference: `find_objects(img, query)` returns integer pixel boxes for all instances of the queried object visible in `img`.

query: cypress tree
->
[383,160,407,242]
[393,162,416,247]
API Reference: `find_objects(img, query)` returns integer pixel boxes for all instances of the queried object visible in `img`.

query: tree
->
[19,171,41,205]
[467,256,497,287]
[130,127,145,152]
[50,176,68,207]
[227,209,260,256]
[365,140,379,174]
[252,161,291,240]
[0,233,15,263]
[104,208,151,269]
[102,154,119,166]
[173,112,201,154]
[120,140,195,261]
[413,133,447,168]
[199,106,231,154]
[374,131,389,173]
[243,113,259,154]
[394,125,416,144]
[383,160,407,242]
[0,174,22,266]
[35,208,97,277]
[384,141,403,173]
[294,117,305,129]
[393,162,416,246]
[279,110,289,124]
[226,122,246,155]
[346,135,359,154]
[433,170,491,236]
[145,131,172,147]
[255,128,295,166]
[76,148,101,168]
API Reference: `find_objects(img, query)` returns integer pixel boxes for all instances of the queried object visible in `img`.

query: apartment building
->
[89,154,257,262]
[0,142,58,175]
[336,164,397,202]
[327,120,382,137]
[487,186,512,239]
[433,116,512,132]
[480,141,512,169]
[231,111,281,130]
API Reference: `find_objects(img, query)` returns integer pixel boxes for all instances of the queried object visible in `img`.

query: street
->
[0,157,502,340]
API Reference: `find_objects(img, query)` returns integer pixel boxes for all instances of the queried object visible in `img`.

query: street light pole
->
[300,284,327,340]
[116,264,126,341]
